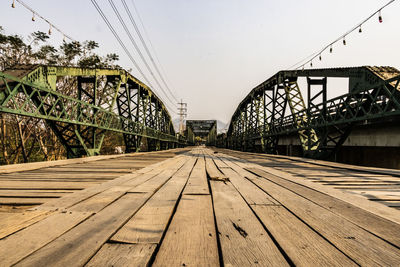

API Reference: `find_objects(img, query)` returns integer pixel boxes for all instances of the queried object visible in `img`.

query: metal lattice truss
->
[0,65,183,158]
[186,120,217,146]
[225,66,400,158]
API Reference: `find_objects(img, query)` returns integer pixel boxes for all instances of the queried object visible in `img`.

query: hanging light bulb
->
[310,61,313,67]
[319,54,322,61]
[343,37,346,45]
[48,24,52,35]
[330,46,333,53]
[32,12,35,21]
[378,10,383,23]
[359,25,362,33]
[11,0,15,8]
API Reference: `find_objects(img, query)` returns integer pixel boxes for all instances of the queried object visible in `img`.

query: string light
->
[288,0,395,70]
[10,0,75,41]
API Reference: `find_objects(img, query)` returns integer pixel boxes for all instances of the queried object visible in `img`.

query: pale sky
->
[1,0,399,125]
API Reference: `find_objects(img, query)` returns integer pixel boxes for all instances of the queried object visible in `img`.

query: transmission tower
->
[177,99,187,134]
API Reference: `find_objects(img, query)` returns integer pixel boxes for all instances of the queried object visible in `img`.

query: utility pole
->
[177,99,187,135]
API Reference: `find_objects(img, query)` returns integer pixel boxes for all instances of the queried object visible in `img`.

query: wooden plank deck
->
[1,147,400,266]
[0,149,188,211]
[216,148,400,211]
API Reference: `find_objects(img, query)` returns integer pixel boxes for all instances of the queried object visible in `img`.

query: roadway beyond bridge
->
[1,147,400,266]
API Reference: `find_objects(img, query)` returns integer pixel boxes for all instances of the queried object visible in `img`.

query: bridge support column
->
[147,139,160,151]
[160,141,169,150]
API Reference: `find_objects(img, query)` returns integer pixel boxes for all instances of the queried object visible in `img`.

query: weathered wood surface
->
[152,194,220,267]
[86,243,157,267]
[218,148,400,210]
[0,149,187,210]
[1,147,400,266]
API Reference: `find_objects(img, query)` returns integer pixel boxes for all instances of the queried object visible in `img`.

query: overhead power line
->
[11,0,75,41]
[288,0,396,70]
[108,0,177,109]
[91,0,153,86]
[91,0,177,115]
[123,0,179,103]
[130,0,180,103]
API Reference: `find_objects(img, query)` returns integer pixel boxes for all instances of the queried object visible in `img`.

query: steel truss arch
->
[224,66,400,159]
[0,64,184,158]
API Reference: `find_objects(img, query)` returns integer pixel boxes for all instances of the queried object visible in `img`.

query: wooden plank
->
[12,155,188,266]
[0,190,71,197]
[32,173,138,211]
[218,151,400,225]
[152,195,219,267]
[211,153,230,168]
[213,163,357,266]
[211,157,278,205]
[32,156,182,211]
[247,167,400,248]
[15,193,151,267]
[0,197,53,205]
[210,179,288,266]
[0,156,188,264]
[219,148,400,181]
[253,204,356,266]
[0,154,128,174]
[70,185,132,213]
[223,162,400,265]
[183,157,209,195]
[0,181,97,189]
[0,176,115,181]
[205,155,226,180]
[0,210,50,239]
[0,211,91,266]
[128,157,187,193]
[0,148,187,174]
[86,243,157,267]
[139,155,185,175]
[111,158,197,244]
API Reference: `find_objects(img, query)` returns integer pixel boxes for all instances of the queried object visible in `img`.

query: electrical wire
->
[130,0,180,104]
[13,0,75,41]
[90,0,155,88]
[123,0,179,103]
[108,0,177,109]
[288,0,396,70]
[91,0,178,115]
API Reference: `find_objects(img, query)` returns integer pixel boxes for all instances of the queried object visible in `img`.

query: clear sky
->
[1,0,399,125]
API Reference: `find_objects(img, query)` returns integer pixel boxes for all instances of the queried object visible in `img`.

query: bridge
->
[218,66,400,162]
[0,64,185,159]
[1,62,400,266]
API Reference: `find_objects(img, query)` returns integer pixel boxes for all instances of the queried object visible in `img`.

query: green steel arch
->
[0,64,185,158]
[224,66,400,159]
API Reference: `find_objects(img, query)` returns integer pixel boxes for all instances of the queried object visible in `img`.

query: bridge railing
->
[265,74,400,137]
